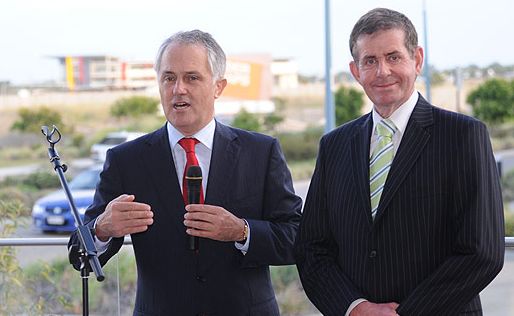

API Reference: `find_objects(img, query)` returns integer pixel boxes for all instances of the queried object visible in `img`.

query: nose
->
[376,60,391,77]
[173,78,187,95]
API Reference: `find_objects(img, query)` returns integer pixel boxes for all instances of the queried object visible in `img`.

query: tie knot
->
[178,137,200,153]
[376,119,397,138]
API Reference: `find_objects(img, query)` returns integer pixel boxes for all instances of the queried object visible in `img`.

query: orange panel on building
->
[223,60,264,100]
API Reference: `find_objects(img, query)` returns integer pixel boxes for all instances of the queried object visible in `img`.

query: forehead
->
[160,43,210,73]
[355,28,408,57]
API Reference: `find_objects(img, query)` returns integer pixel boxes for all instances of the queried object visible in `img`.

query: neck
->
[374,105,400,119]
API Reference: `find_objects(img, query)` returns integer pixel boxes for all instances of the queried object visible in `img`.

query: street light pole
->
[324,0,335,133]
[422,0,432,102]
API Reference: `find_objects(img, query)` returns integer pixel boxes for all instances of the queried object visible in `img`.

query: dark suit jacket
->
[69,121,302,316]
[294,95,504,316]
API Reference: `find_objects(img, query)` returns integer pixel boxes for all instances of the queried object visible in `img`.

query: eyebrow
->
[160,70,203,77]
[361,50,402,60]
[386,50,401,56]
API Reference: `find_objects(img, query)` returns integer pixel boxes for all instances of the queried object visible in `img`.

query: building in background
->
[120,61,156,90]
[218,54,274,116]
[55,56,156,90]
[52,54,300,116]
[271,58,299,91]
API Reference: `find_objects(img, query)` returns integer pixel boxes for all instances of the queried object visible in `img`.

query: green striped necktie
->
[369,119,397,219]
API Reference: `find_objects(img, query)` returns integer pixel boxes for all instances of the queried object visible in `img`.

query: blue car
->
[32,165,102,233]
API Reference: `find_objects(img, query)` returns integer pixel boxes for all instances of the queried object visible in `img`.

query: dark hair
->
[349,8,418,60]
[154,30,226,81]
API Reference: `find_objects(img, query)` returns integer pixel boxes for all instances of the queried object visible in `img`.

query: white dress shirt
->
[346,90,419,316]
[167,119,250,253]
[370,90,419,156]
[167,119,215,196]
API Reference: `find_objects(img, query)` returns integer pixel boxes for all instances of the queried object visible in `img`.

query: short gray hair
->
[349,8,418,60]
[154,30,226,81]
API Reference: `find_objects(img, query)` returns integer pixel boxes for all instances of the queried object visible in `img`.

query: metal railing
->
[0,236,132,246]
[1,236,514,247]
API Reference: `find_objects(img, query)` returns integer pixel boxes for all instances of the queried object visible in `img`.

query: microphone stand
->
[41,125,104,316]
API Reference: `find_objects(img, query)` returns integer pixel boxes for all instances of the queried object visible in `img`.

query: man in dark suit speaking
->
[69,30,302,315]
[294,8,504,316]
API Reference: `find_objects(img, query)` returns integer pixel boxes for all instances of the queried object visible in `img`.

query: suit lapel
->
[351,114,374,225]
[374,96,434,222]
[141,125,185,234]
[204,121,240,206]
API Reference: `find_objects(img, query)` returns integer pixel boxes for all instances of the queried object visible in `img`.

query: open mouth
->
[173,102,191,109]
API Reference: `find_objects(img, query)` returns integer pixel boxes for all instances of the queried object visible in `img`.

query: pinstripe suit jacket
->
[294,95,504,316]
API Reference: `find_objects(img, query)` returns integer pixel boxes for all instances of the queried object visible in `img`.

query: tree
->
[467,78,514,124]
[335,85,364,126]
[110,96,160,118]
[231,109,261,132]
[11,107,65,134]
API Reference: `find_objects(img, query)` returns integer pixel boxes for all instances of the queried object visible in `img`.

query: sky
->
[1,0,513,84]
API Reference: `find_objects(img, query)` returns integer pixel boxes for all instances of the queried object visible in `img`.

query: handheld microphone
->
[185,165,202,251]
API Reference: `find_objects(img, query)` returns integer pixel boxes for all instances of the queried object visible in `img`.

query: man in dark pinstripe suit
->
[295,8,504,316]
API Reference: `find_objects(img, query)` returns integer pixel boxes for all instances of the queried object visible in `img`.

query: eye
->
[361,57,377,68]
[162,75,176,83]
[188,74,199,81]
[388,55,401,63]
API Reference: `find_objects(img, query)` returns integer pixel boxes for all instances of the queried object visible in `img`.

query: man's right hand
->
[95,194,153,241]
[350,301,400,316]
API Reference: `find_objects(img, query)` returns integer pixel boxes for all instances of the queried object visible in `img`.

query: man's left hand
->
[184,204,245,242]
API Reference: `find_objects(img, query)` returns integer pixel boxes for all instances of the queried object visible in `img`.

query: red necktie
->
[178,138,205,205]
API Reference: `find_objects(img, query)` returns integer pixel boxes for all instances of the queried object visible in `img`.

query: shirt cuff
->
[93,217,111,254]
[345,299,368,316]
[234,219,250,254]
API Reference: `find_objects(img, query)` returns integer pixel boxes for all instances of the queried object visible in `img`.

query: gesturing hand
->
[95,194,153,241]
[184,204,245,242]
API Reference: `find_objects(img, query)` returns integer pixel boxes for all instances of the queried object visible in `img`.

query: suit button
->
[196,275,206,282]
[369,250,377,258]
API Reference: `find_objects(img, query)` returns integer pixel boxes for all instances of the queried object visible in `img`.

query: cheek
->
[359,74,374,86]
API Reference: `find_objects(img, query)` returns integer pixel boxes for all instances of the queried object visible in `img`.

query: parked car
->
[32,165,102,233]
[90,131,145,161]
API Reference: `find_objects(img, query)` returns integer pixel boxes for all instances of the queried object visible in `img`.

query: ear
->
[349,61,361,83]
[415,46,424,75]
[214,79,227,99]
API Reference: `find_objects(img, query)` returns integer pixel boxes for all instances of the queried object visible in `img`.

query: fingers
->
[110,194,151,213]
[183,204,243,241]
[185,204,220,214]
[96,194,153,239]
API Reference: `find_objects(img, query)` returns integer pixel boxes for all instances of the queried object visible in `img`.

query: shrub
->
[231,109,262,132]
[110,96,160,118]
[335,85,364,126]
[505,212,514,237]
[503,169,514,203]
[0,199,33,314]
[0,187,33,215]
[277,127,322,161]
[11,107,65,134]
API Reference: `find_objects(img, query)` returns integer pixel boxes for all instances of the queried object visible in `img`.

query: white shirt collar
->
[372,90,419,136]
[166,119,216,150]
